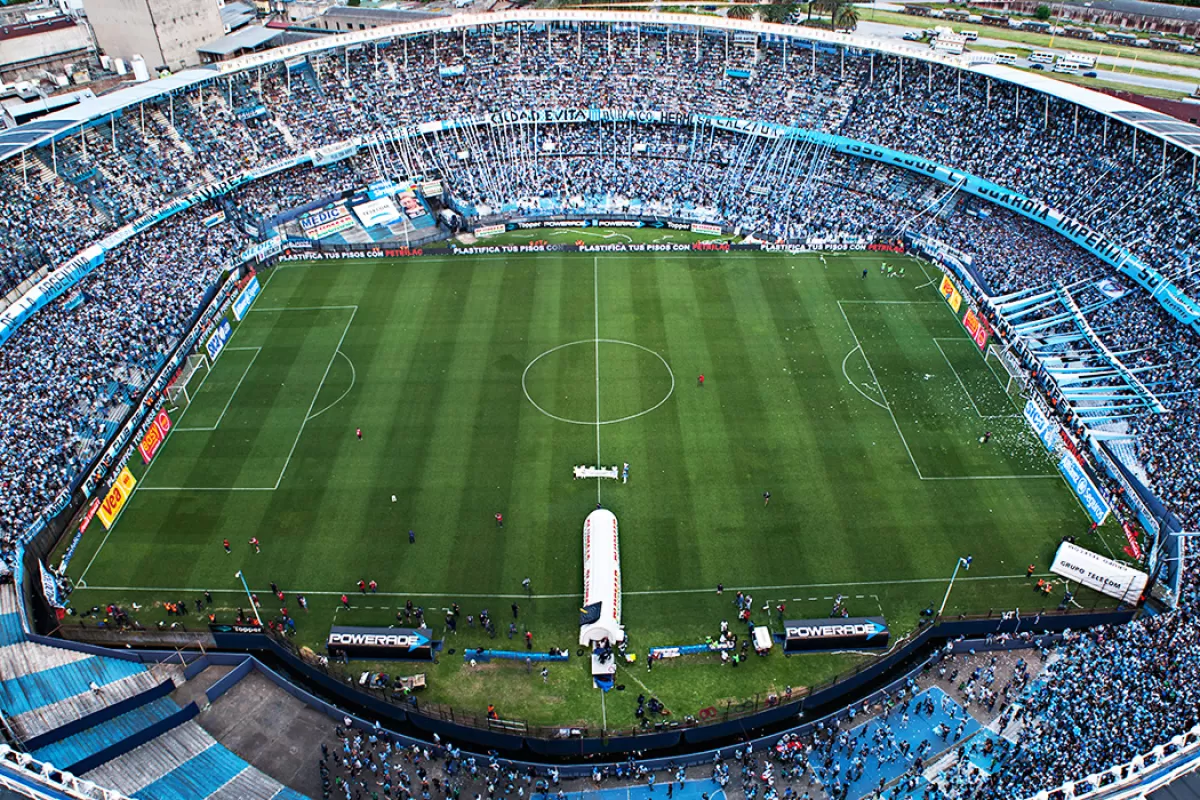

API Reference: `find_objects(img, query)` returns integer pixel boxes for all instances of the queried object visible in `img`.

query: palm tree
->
[833,3,858,30]
[727,3,757,19]
[759,0,797,23]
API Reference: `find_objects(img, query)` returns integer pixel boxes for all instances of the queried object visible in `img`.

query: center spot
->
[522,339,675,426]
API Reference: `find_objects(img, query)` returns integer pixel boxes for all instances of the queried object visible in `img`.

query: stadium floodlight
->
[235,570,263,627]
[938,555,973,617]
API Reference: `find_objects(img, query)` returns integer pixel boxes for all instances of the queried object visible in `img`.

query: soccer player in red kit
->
[223,538,231,554]
[698,374,705,387]
[356,428,362,440]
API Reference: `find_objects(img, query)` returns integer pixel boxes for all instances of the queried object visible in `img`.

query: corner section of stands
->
[0,584,308,800]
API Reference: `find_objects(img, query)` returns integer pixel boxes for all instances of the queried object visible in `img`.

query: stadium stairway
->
[83,720,304,800]
[809,687,980,800]
[30,696,181,769]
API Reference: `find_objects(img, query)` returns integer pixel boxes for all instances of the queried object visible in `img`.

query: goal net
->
[985,342,1029,401]
[166,354,209,410]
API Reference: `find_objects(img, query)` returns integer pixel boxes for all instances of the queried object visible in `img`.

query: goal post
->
[165,354,210,410]
[985,342,1028,400]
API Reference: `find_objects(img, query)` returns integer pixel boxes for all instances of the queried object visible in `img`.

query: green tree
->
[759,0,797,23]
[727,3,757,19]
[1034,4,1052,19]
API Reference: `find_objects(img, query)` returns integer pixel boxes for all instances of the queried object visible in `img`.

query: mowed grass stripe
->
[298,260,427,591]
[508,255,584,596]
[656,256,748,582]
[616,255,699,592]
[445,257,543,592]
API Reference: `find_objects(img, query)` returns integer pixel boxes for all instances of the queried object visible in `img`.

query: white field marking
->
[932,339,1018,421]
[79,277,327,582]
[175,347,262,432]
[521,340,675,426]
[306,350,357,422]
[836,300,923,479]
[837,300,941,305]
[840,344,887,410]
[77,321,239,584]
[79,573,1061,600]
[250,305,358,313]
[272,306,357,490]
[838,302,1057,482]
[594,256,602,505]
[137,307,358,493]
[920,474,1060,481]
[938,335,1026,418]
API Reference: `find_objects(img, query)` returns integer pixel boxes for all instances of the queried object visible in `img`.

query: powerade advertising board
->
[327,626,438,660]
[783,617,890,652]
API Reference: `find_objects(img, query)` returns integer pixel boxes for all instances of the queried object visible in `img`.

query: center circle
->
[522,339,675,425]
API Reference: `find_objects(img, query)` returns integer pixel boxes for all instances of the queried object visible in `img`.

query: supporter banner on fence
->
[232,276,261,322]
[39,560,65,619]
[242,235,283,264]
[395,190,426,220]
[962,308,990,350]
[78,498,101,535]
[353,197,403,228]
[1057,453,1111,525]
[300,206,356,240]
[1123,521,1144,561]
[137,408,173,465]
[96,467,137,530]
[312,140,361,166]
[783,617,890,652]
[691,223,724,235]
[0,245,104,348]
[475,224,506,238]
[1051,541,1147,603]
[326,625,437,660]
[203,210,226,228]
[485,108,688,127]
[939,275,963,313]
[1023,399,1059,454]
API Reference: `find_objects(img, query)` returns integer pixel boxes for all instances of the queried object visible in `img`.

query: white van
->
[1029,51,1056,63]
[1052,62,1080,74]
[1058,53,1096,67]
[962,30,979,41]
[995,53,1019,65]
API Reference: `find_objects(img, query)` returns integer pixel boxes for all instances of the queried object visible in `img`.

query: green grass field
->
[59,249,1124,729]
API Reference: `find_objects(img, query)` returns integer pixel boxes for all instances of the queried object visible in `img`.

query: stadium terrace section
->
[0,11,1197,799]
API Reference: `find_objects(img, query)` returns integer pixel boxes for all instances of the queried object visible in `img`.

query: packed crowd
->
[0,24,1197,797]
[0,205,246,552]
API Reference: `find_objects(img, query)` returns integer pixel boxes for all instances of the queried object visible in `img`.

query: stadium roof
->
[972,62,1200,152]
[0,69,218,162]
[220,1,258,31]
[197,26,283,57]
[2,10,1200,162]
[1061,0,1200,24]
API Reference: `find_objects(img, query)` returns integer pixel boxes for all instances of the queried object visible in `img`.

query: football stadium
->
[0,7,1197,800]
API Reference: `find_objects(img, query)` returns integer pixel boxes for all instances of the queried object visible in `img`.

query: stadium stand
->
[0,14,1198,800]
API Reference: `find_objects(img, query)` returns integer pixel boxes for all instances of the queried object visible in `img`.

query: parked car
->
[1030,63,1045,70]
[903,31,923,41]
[1083,70,1098,77]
